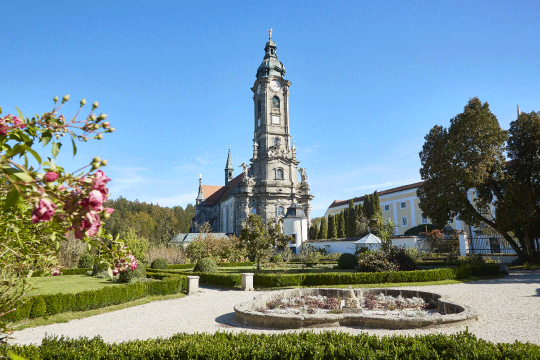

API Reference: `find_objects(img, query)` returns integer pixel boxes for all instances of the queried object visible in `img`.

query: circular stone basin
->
[234,288,478,329]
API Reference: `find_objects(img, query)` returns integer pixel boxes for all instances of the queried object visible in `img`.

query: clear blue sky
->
[2,0,539,217]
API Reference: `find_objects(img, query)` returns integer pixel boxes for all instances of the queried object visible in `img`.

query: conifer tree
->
[347,200,356,238]
[343,208,348,234]
[363,194,373,220]
[327,215,335,239]
[337,212,344,238]
[318,217,328,239]
[373,191,382,217]
[330,215,338,238]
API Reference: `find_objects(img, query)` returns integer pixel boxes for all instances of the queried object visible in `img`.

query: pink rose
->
[112,268,119,276]
[12,116,26,129]
[82,211,101,237]
[92,170,111,196]
[44,172,59,182]
[51,268,61,276]
[82,190,104,211]
[31,198,56,223]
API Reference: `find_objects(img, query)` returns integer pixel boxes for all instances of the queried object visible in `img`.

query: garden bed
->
[235,288,478,329]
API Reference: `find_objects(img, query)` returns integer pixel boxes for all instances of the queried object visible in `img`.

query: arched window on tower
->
[257,99,261,118]
[276,169,284,180]
[274,138,279,146]
[277,206,284,217]
[272,96,280,109]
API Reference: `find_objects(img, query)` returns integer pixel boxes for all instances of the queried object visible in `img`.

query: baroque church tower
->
[192,30,313,235]
[246,29,313,225]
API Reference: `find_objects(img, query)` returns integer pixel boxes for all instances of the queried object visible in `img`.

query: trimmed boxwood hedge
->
[2,276,186,323]
[29,268,93,277]
[149,265,488,288]
[2,330,539,359]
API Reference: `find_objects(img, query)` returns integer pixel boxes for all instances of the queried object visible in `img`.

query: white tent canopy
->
[354,233,382,245]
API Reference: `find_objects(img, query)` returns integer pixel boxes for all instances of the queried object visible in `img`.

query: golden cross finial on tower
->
[269,28,273,40]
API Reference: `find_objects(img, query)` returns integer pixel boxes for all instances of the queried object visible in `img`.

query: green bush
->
[77,253,95,268]
[2,277,186,323]
[4,329,538,359]
[403,224,436,236]
[118,263,147,284]
[337,253,358,269]
[270,254,283,263]
[358,248,417,273]
[194,257,218,273]
[151,257,168,270]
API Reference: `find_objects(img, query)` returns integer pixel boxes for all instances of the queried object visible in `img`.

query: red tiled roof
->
[202,185,222,199]
[202,173,245,206]
[328,181,424,209]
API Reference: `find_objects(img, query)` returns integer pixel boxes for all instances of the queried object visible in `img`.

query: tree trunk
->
[257,259,260,271]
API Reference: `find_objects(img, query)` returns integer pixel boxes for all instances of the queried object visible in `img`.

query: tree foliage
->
[239,214,292,270]
[103,197,195,247]
[317,217,328,239]
[418,97,539,261]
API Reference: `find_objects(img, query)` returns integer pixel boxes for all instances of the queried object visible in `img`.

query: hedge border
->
[2,330,539,359]
[2,276,186,323]
[147,264,500,288]
[28,268,92,277]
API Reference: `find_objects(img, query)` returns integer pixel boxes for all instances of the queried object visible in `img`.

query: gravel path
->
[10,270,540,346]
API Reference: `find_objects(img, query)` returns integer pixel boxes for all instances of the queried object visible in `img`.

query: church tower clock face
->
[269,80,281,92]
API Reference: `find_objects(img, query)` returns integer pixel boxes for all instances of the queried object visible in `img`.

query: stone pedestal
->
[458,233,469,257]
[187,276,199,295]
[241,273,254,291]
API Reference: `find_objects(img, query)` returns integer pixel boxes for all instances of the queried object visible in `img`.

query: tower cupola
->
[256,28,286,79]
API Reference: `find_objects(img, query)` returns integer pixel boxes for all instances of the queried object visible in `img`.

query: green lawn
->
[29,275,119,295]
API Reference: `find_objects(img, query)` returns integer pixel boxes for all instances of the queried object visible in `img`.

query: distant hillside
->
[103,197,195,246]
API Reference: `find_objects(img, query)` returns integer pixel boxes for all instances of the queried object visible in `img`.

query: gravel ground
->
[10,270,540,346]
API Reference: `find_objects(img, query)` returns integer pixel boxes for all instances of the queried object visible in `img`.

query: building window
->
[401,217,408,226]
[276,169,284,179]
[384,204,390,211]
[277,206,284,216]
[272,96,280,109]
[257,118,260,127]
[251,207,257,215]
[421,214,428,224]
[257,99,261,117]
[274,138,279,146]
[400,201,406,209]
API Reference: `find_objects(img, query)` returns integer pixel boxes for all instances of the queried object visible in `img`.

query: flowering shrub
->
[0,96,133,341]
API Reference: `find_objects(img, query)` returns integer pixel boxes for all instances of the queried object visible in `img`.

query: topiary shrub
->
[118,261,147,283]
[151,257,168,270]
[337,253,358,270]
[270,254,283,263]
[193,257,218,273]
[78,253,95,268]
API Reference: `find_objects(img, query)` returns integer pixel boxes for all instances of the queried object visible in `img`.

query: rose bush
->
[0,96,133,342]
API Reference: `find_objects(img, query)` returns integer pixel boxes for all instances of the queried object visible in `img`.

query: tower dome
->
[256,29,286,79]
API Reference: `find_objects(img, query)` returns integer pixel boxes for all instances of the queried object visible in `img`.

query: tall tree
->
[337,212,344,238]
[347,200,356,238]
[318,217,328,239]
[418,97,538,262]
[327,215,335,239]
[343,208,348,236]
